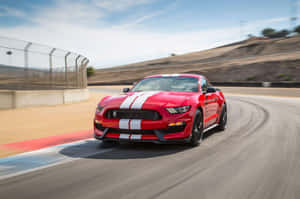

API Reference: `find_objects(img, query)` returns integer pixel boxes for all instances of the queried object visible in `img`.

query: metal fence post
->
[80,58,87,88]
[64,52,71,88]
[24,42,32,88]
[83,59,89,88]
[75,55,81,88]
[49,48,56,88]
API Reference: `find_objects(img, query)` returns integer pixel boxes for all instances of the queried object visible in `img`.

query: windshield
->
[131,76,199,92]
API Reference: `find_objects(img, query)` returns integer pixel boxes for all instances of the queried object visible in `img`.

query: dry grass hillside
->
[89,36,300,84]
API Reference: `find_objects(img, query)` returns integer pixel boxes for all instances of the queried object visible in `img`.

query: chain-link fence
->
[0,36,89,90]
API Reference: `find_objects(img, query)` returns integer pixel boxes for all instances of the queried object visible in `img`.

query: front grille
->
[109,128,155,135]
[105,109,161,120]
[106,125,186,135]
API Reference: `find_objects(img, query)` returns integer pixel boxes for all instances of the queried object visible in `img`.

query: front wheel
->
[217,103,227,131]
[189,109,204,147]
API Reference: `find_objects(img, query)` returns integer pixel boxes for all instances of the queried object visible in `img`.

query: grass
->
[246,76,257,81]
[277,74,294,81]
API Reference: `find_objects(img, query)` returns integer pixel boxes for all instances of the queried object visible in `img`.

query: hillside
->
[89,36,300,84]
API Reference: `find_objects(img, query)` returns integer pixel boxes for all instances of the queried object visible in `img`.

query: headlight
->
[166,105,191,114]
[96,105,104,113]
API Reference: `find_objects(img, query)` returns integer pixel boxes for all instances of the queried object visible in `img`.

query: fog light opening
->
[168,121,185,127]
[95,120,101,124]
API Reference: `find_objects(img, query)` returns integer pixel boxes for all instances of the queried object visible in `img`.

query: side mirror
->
[123,88,130,93]
[207,87,216,93]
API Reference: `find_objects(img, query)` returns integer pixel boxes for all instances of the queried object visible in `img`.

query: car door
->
[207,80,220,125]
[201,78,219,128]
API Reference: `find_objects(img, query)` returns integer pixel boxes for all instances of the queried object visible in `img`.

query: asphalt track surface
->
[1,90,300,199]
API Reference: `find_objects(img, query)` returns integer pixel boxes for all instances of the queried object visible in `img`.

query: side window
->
[207,80,213,88]
[201,78,208,92]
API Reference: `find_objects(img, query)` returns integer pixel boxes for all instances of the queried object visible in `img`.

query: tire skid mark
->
[233,98,270,138]
[226,97,270,139]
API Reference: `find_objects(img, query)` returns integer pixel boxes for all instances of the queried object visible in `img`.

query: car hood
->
[100,91,196,109]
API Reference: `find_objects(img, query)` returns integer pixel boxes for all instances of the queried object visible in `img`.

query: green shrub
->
[262,28,276,37]
[87,66,95,77]
[283,76,293,81]
[246,76,257,81]
[270,29,289,38]
[261,28,289,38]
[295,25,300,34]
[277,74,293,81]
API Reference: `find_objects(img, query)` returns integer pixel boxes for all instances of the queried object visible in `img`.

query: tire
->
[218,103,227,131]
[189,109,204,147]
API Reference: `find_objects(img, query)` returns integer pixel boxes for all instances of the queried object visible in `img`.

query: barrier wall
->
[0,89,89,109]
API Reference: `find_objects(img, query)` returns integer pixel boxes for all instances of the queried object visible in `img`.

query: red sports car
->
[94,74,227,146]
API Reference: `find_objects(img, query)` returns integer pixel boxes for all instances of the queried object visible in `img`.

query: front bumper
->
[94,117,193,144]
[94,106,194,144]
[94,122,192,143]
[94,133,191,144]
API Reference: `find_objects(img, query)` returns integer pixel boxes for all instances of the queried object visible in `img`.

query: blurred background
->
[0,0,299,86]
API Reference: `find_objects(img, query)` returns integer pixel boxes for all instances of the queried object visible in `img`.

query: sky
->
[0,0,298,68]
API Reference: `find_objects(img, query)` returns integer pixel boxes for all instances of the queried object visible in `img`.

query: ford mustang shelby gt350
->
[94,74,227,146]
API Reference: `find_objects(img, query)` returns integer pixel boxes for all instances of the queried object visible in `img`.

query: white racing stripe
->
[120,92,143,109]
[119,134,130,139]
[131,134,142,140]
[130,119,141,130]
[118,91,159,132]
[119,119,130,129]
[131,91,159,109]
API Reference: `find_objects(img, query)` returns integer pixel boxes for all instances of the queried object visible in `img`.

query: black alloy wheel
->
[190,109,204,147]
[218,104,227,131]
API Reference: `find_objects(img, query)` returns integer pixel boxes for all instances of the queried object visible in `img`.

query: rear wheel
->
[218,103,227,131]
[189,109,204,147]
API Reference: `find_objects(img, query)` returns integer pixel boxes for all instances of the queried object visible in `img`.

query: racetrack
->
[1,90,300,199]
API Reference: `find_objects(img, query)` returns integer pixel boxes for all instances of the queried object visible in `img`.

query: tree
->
[261,28,289,38]
[271,29,289,38]
[295,25,300,34]
[86,66,95,77]
[262,28,276,37]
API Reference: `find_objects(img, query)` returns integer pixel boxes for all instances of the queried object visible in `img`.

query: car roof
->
[145,74,205,79]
